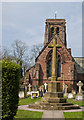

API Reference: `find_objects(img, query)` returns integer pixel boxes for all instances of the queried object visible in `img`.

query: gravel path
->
[41,110,65,119]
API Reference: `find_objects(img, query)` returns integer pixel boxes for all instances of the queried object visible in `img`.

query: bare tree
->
[12,40,27,65]
[2,47,11,59]
[1,40,43,77]
[12,40,28,77]
[12,40,35,76]
[22,55,33,75]
[31,43,43,63]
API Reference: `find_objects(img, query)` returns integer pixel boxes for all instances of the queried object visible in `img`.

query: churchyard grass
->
[67,98,84,106]
[14,110,43,119]
[14,97,42,119]
[19,96,41,105]
[64,111,84,119]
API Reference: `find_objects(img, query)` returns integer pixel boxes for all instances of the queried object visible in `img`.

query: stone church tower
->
[44,19,67,47]
[24,18,84,92]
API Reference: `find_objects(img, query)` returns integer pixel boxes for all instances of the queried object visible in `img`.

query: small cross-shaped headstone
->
[77,81,83,94]
[28,83,32,92]
[44,83,48,92]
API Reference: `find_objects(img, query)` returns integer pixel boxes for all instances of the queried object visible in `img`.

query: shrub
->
[2,60,21,120]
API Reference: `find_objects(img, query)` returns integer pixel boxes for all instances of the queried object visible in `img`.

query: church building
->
[24,18,84,92]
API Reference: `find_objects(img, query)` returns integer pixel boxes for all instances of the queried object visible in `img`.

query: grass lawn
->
[67,98,84,107]
[14,110,43,120]
[17,97,84,119]
[64,111,84,120]
[19,97,41,105]
[14,97,43,119]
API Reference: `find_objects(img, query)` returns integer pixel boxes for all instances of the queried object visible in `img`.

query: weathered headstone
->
[39,86,43,97]
[76,81,83,100]
[39,85,44,92]
[64,84,68,97]
[68,93,73,99]
[72,90,76,95]
[19,85,25,98]
[39,86,42,92]
[27,91,31,96]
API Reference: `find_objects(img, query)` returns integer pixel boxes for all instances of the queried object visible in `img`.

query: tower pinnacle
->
[55,11,57,19]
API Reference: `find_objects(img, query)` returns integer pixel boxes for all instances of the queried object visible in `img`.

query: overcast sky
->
[2,2,82,57]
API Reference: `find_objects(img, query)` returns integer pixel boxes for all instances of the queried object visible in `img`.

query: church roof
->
[26,65,35,72]
[35,40,50,61]
[74,57,84,73]
[35,34,73,62]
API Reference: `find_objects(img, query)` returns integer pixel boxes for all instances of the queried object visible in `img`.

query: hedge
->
[2,60,21,120]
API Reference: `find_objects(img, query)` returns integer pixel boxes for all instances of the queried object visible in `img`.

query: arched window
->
[56,27,59,35]
[47,53,61,78]
[50,27,54,37]
[57,54,61,77]
[47,55,52,77]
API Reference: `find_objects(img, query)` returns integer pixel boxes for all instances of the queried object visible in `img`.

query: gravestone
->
[39,86,42,97]
[72,90,76,95]
[76,81,83,100]
[27,83,32,96]
[39,86,41,91]
[68,93,73,99]
[39,85,44,97]
[41,85,44,92]
[44,83,48,92]
[19,85,25,98]
[28,83,32,92]
[64,84,68,97]
[77,81,83,94]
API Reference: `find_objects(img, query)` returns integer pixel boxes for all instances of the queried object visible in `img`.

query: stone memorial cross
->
[77,81,83,94]
[28,83,32,92]
[48,35,62,81]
